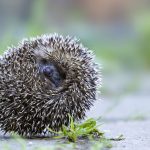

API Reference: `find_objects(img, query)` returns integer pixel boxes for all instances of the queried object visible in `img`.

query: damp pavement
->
[0,72,150,150]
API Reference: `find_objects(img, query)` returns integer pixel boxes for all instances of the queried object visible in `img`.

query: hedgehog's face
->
[38,59,65,88]
[34,48,66,90]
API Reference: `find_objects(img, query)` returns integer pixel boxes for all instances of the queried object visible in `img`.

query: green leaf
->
[48,114,107,143]
[68,114,75,131]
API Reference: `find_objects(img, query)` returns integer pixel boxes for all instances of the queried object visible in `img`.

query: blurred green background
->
[0,0,150,98]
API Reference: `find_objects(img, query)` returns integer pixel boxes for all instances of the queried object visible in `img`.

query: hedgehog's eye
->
[40,59,48,64]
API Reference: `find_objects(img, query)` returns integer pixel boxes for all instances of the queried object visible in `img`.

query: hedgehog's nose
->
[43,66,53,77]
[40,64,62,88]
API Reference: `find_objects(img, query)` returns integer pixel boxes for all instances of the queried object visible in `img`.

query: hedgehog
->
[0,34,100,137]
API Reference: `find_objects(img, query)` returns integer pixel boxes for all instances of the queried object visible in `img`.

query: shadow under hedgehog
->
[0,34,101,136]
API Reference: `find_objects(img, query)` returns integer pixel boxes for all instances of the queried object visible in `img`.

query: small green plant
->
[48,114,104,142]
[48,114,125,150]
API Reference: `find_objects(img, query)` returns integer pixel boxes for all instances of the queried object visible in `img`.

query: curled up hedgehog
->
[0,34,101,136]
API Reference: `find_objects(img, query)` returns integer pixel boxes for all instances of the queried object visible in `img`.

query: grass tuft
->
[48,114,104,142]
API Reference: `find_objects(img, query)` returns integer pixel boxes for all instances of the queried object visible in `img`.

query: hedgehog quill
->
[0,34,101,136]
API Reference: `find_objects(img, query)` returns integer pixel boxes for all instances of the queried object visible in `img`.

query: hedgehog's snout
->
[38,60,65,88]
[42,64,61,87]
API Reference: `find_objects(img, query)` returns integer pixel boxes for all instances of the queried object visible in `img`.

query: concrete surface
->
[102,120,150,150]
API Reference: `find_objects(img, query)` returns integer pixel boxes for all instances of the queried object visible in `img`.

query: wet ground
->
[102,120,150,150]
